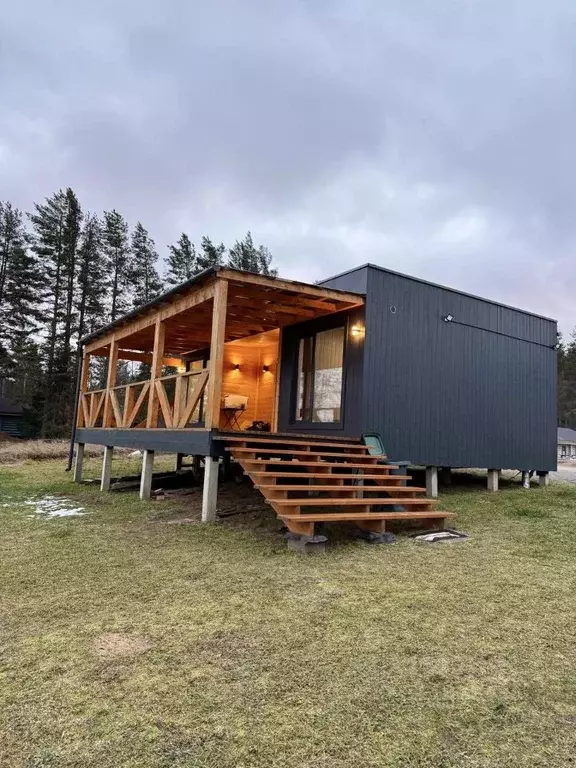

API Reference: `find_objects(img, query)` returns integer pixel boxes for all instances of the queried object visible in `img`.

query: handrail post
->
[147,318,166,428]
[76,351,91,427]
[204,279,228,429]
[102,337,118,427]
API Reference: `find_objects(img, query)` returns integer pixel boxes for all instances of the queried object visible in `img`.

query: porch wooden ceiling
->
[84,269,364,357]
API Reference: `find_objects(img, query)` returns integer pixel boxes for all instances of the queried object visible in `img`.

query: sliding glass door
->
[295,326,345,424]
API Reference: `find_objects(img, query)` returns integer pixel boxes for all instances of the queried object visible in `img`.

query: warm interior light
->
[262,364,270,372]
[233,363,240,370]
[350,324,365,338]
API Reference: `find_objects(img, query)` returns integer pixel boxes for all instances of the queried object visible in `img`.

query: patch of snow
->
[2,495,86,517]
[414,530,468,544]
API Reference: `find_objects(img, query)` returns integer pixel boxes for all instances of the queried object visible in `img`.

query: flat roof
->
[320,263,557,324]
[558,427,576,442]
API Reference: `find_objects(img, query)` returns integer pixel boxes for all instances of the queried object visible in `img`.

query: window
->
[295,326,345,423]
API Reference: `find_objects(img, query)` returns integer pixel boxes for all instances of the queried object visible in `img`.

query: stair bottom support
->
[286,533,328,554]
[356,518,387,535]
[355,530,398,545]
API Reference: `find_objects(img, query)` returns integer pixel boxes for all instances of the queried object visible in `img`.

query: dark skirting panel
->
[75,428,216,456]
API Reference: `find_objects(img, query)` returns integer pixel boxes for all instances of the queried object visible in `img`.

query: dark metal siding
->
[360,267,557,470]
[319,266,369,294]
[0,415,22,437]
[278,307,365,438]
[76,428,213,455]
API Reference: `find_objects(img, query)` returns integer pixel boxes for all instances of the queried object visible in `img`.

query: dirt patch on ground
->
[151,480,272,526]
[93,632,152,659]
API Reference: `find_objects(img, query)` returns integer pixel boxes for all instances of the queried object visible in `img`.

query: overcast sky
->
[1,1,575,333]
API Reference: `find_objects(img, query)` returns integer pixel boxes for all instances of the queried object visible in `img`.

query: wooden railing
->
[78,369,209,429]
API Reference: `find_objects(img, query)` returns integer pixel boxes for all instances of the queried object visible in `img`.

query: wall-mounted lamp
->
[443,313,454,323]
[262,364,270,372]
[233,363,241,370]
[350,324,365,339]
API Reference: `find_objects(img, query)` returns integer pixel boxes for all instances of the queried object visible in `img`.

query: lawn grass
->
[1,457,576,766]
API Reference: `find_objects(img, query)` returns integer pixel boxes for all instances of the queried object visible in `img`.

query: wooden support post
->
[175,453,183,472]
[100,445,114,491]
[426,466,438,498]
[205,279,228,429]
[202,457,219,522]
[487,468,500,492]
[146,319,166,428]
[102,337,119,427]
[73,443,85,483]
[521,471,531,489]
[77,352,91,426]
[271,328,282,432]
[140,450,155,499]
[537,471,550,487]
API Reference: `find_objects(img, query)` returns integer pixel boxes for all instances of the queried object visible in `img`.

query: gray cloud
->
[1,0,575,331]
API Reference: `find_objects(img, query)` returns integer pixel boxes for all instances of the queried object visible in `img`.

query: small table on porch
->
[221,406,246,430]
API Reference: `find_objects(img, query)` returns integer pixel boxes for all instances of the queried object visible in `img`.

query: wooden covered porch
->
[76,268,363,435]
[73,267,365,517]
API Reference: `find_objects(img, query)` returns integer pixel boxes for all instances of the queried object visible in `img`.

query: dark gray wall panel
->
[76,428,213,455]
[278,307,365,438]
[0,415,22,437]
[360,267,557,470]
[318,266,369,294]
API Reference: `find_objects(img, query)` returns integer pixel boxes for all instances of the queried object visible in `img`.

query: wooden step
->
[246,472,412,480]
[229,448,380,460]
[280,511,451,521]
[224,436,368,451]
[268,498,438,506]
[255,484,426,493]
[241,460,399,470]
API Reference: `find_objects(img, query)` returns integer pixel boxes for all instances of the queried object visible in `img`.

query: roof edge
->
[80,266,222,344]
[322,262,557,324]
[81,265,365,346]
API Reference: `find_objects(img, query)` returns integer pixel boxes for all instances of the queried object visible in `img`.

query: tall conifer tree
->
[197,235,225,271]
[227,231,277,276]
[0,202,44,379]
[129,222,162,307]
[29,189,82,436]
[102,210,130,321]
[76,214,106,340]
[166,232,197,287]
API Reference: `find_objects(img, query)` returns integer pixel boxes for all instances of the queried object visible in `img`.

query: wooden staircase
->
[224,434,451,538]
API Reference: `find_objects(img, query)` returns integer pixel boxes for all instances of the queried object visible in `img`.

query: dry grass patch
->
[0,439,104,463]
[1,459,576,767]
[93,632,152,659]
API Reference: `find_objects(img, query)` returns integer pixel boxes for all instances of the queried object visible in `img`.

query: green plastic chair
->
[361,432,411,475]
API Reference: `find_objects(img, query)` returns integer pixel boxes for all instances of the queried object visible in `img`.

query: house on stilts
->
[71,264,557,542]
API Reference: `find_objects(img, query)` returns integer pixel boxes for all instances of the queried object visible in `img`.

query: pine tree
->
[29,189,82,436]
[559,330,576,427]
[0,202,44,381]
[60,189,82,373]
[128,222,162,308]
[76,214,106,339]
[165,232,197,287]
[9,337,44,435]
[102,210,130,321]
[197,235,225,271]
[227,231,277,276]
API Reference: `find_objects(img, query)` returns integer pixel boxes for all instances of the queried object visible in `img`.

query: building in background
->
[558,427,576,459]
[0,397,24,438]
